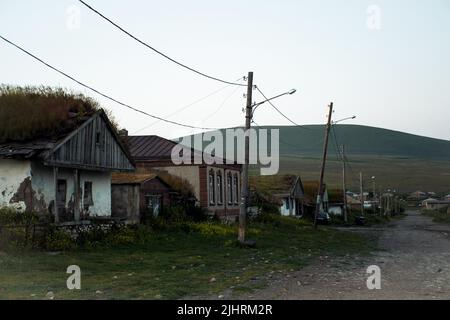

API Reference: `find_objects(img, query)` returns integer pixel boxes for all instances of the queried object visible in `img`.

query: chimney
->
[118,129,128,138]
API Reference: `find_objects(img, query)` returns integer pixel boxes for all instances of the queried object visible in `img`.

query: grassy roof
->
[0,85,101,143]
[327,188,344,203]
[249,175,298,196]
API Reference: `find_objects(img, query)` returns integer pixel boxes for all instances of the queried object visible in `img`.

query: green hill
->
[270,125,450,160]
[180,125,450,193]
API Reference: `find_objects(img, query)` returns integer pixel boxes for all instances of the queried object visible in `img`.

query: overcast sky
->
[1,0,449,140]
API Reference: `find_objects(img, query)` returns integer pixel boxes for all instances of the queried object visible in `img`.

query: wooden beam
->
[53,167,59,224]
[74,169,80,222]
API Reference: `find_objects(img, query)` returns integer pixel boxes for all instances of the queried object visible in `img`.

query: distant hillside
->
[179,125,450,193]
[270,125,450,160]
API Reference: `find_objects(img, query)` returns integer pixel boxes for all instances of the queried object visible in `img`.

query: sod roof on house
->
[249,175,299,196]
[328,188,344,204]
[0,86,100,144]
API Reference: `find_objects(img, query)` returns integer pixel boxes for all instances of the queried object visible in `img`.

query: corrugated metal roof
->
[127,136,177,160]
[111,172,157,184]
[127,135,240,167]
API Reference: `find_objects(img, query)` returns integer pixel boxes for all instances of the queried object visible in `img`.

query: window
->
[227,173,233,205]
[83,181,93,211]
[56,179,67,205]
[285,198,290,210]
[233,174,239,205]
[145,194,162,217]
[216,171,223,205]
[209,170,215,205]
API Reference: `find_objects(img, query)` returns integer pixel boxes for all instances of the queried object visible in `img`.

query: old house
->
[0,90,134,223]
[327,189,345,216]
[125,135,242,220]
[111,172,175,223]
[422,198,450,211]
[249,175,305,216]
[301,181,329,217]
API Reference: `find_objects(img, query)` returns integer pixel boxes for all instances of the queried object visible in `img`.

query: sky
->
[1,0,449,140]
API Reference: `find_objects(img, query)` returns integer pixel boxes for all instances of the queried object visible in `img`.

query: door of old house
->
[56,179,67,218]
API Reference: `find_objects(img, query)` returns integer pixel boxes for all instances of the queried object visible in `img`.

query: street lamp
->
[332,115,357,225]
[332,116,356,125]
[239,84,297,245]
[251,89,297,117]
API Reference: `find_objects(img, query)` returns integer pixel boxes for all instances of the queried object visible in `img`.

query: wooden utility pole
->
[359,172,364,216]
[238,71,253,244]
[341,145,348,223]
[53,167,59,224]
[314,102,334,229]
[372,177,377,214]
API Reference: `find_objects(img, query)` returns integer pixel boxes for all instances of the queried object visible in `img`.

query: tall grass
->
[0,85,100,143]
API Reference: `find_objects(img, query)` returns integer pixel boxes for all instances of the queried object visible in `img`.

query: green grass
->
[183,125,450,193]
[0,217,374,300]
[249,154,450,194]
[421,209,450,224]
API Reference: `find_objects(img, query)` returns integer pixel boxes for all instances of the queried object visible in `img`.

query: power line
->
[200,85,241,124]
[0,35,220,131]
[332,125,360,187]
[132,82,237,134]
[331,125,343,162]
[255,86,313,131]
[78,0,246,87]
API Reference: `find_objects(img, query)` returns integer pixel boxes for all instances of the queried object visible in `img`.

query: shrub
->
[189,222,236,237]
[0,207,40,248]
[43,228,75,251]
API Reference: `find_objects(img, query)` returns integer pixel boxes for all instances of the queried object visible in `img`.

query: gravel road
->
[240,210,450,300]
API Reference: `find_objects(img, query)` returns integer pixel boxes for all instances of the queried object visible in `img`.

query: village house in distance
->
[125,134,242,220]
[0,88,135,223]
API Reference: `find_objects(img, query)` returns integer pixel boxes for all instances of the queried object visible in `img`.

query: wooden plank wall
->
[48,115,134,171]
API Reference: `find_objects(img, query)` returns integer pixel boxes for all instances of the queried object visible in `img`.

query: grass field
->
[0,217,375,300]
[184,124,450,193]
[257,154,450,193]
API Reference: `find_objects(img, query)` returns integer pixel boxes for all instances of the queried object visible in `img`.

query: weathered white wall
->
[280,198,289,216]
[80,170,111,216]
[0,159,32,211]
[329,206,343,216]
[0,160,112,217]
[280,198,297,216]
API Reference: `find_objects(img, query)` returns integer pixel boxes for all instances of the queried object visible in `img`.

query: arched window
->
[216,171,223,205]
[233,174,239,205]
[209,170,215,205]
[227,172,233,205]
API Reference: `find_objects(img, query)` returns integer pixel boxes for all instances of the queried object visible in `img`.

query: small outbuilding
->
[111,172,175,223]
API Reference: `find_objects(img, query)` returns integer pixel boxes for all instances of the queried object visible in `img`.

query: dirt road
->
[241,211,450,300]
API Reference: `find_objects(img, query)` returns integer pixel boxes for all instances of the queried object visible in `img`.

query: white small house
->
[250,175,305,217]
[0,107,134,223]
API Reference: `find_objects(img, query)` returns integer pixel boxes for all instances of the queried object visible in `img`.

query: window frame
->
[216,171,223,205]
[208,170,216,206]
[227,172,233,205]
[233,174,239,205]
[83,181,93,211]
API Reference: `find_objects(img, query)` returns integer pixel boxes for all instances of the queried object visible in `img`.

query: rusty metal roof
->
[127,135,241,168]
[127,135,177,160]
[111,172,157,184]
